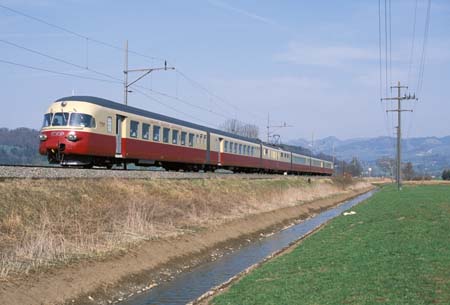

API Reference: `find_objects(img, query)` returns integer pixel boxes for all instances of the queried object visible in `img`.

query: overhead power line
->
[407,0,419,89]
[406,0,432,143]
[416,0,432,96]
[388,0,392,90]
[384,0,389,97]
[378,0,383,100]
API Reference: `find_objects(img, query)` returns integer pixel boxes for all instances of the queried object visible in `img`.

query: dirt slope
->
[0,183,373,305]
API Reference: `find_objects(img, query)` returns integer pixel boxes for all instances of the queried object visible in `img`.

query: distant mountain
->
[289,136,450,176]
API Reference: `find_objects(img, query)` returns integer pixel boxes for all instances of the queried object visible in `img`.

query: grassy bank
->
[0,177,368,279]
[212,185,450,305]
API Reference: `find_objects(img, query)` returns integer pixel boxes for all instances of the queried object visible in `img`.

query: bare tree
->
[220,119,259,139]
[402,162,415,181]
[346,157,363,177]
[376,157,395,178]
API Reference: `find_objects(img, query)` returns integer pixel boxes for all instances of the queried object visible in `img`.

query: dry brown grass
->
[0,177,371,279]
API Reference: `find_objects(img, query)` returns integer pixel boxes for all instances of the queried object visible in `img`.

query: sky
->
[0,0,449,141]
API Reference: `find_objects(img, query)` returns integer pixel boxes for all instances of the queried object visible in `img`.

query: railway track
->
[0,164,307,180]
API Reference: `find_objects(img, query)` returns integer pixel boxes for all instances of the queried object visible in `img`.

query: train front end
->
[39,99,100,167]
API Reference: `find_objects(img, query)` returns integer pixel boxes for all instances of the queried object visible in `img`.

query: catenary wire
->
[0,3,165,62]
[1,2,273,132]
[0,2,248,119]
[132,84,233,120]
[130,87,220,128]
[0,58,121,84]
[175,69,268,123]
[0,38,239,124]
[0,38,122,83]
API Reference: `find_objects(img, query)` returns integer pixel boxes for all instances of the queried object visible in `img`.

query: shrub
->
[442,169,450,180]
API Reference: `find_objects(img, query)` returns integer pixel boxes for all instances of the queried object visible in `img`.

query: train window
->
[69,113,96,128]
[153,125,160,141]
[247,146,250,155]
[172,130,179,144]
[234,143,238,154]
[142,123,150,140]
[238,144,241,155]
[224,141,228,152]
[163,128,170,143]
[42,113,52,127]
[229,142,233,153]
[251,147,254,156]
[51,112,69,126]
[107,116,112,133]
[181,131,187,145]
[189,133,194,147]
[196,134,199,145]
[130,120,139,138]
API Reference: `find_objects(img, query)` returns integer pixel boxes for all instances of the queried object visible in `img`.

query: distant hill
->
[0,128,46,165]
[289,136,450,176]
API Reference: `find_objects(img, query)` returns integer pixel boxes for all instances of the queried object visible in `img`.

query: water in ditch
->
[124,190,376,305]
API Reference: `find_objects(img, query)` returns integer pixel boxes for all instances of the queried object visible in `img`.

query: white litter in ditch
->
[343,211,357,216]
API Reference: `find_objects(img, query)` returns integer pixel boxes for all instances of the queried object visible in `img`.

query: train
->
[39,96,333,175]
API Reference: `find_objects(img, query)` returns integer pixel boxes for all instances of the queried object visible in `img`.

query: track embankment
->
[0,176,373,305]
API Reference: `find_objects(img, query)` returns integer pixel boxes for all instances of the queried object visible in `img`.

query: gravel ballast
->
[0,165,295,179]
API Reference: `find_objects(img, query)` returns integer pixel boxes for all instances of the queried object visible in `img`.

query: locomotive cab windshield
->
[41,112,96,128]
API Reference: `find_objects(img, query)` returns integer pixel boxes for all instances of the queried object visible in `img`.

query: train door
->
[115,115,125,156]
[218,137,224,166]
[206,131,211,165]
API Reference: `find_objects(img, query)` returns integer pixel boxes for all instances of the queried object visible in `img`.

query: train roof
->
[55,96,262,144]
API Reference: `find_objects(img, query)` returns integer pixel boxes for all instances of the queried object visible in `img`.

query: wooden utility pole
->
[382,81,416,190]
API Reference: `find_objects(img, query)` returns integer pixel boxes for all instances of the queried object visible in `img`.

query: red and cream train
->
[39,96,333,175]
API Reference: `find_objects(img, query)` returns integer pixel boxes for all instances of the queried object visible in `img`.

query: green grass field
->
[212,185,450,305]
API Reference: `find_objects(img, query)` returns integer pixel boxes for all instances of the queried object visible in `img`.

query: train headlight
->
[67,132,78,142]
[39,134,47,141]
